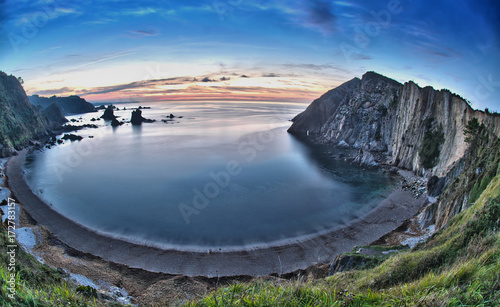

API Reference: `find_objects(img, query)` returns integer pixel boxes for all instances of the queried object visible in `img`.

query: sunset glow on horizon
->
[1,0,499,109]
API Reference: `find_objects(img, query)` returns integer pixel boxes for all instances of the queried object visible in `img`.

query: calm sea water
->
[25,101,396,250]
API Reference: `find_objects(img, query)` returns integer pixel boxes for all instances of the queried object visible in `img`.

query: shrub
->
[419,127,445,169]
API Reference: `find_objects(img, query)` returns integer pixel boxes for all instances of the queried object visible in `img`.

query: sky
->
[0,0,499,110]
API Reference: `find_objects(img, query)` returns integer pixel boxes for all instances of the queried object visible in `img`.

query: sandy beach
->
[6,149,427,277]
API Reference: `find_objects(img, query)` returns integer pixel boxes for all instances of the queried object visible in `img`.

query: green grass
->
[0,225,116,306]
[186,171,500,306]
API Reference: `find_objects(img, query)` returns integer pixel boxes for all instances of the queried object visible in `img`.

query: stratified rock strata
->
[289,71,500,228]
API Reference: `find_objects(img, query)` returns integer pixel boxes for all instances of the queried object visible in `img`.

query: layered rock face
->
[0,73,50,156]
[289,72,500,177]
[289,71,500,228]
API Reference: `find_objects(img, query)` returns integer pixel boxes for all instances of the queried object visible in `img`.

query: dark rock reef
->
[61,134,83,141]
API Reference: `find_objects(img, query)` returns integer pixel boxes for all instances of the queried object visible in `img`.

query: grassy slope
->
[0,225,117,306]
[186,175,500,306]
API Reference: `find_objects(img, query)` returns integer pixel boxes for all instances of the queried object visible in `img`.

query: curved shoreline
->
[6,149,427,277]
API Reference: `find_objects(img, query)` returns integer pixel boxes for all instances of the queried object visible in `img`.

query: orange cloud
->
[30,74,330,103]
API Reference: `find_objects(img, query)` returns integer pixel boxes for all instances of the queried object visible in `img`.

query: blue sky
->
[0,0,499,110]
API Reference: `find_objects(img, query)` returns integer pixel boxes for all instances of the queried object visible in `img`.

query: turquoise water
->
[25,101,395,250]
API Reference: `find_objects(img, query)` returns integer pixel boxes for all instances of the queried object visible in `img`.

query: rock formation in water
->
[0,72,51,157]
[131,108,155,125]
[101,105,116,120]
[111,118,123,127]
[289,71,500,228]
[41,103,68,129]
[29,94,96,115]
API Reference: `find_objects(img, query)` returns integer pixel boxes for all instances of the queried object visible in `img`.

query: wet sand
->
[6,149,427,277]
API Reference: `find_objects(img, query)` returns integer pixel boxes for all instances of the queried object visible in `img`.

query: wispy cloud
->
[12,4,82,27]
[281,63,353,74]
[126,29,160,39]
[34,87,73,96]
[352,54,373,60]
[67,51,137,72]
[409,41,460,60]
[115,7,158,16]
[84,18,116,25]
[77,77,184,95]
[262,73,279,77]
[302,0,337,34]
[32,72,329,103]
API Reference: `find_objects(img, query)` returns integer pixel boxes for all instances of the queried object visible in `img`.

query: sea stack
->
[101,105,116,120]
[131,108,154,125]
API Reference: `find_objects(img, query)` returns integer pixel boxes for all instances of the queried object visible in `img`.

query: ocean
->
[24,101,396,251]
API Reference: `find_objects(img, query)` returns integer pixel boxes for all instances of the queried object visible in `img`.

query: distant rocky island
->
[29,94,96,115]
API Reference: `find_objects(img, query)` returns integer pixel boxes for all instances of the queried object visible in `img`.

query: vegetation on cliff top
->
[0,72,49,151]
[0,225,120,306]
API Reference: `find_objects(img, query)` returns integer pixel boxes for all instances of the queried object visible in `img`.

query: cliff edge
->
[289,71,500,228]
[0,72,50,157]
[289,71,500,176]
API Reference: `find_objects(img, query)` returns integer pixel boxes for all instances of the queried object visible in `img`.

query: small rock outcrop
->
[131,109,154,125]
[101,105,116,120]
[61,134,83,141]
[111,118,123,127]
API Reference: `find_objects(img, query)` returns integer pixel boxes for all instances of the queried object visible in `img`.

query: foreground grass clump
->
[186,173,500,306]
[0,225,114,307]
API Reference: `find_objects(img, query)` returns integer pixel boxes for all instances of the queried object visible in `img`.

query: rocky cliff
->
[0,72,50,157]
[29,94,96,115]
[289,71,500,228]
[289,72,500,174]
